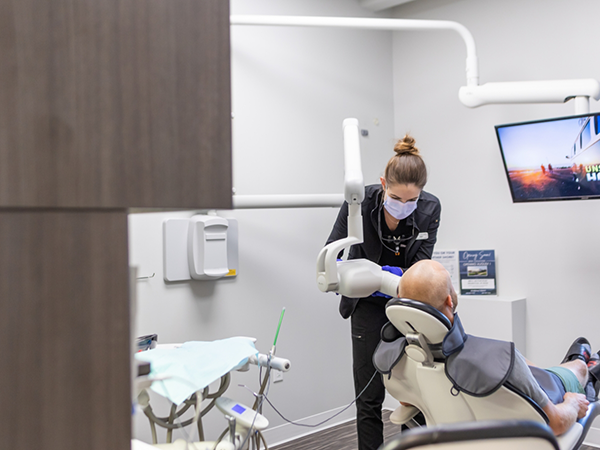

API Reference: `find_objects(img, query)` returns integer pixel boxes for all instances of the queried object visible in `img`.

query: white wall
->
[390,0,600,368]
[130,0,396,445]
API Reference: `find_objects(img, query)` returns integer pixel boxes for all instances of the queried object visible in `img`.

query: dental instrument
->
[135,310,291,450]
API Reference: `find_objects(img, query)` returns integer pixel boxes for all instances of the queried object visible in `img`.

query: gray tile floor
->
[270,410,400,450]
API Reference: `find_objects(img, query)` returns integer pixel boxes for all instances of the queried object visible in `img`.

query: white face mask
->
[384,194,418,220]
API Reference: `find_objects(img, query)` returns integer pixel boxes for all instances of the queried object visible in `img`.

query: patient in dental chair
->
[399,260,600,436]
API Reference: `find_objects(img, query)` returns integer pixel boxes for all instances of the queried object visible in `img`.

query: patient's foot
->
[562,337,592,364]
[588,352,600,377]
[586,351,600,401]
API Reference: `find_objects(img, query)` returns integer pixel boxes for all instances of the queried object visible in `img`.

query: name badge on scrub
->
[416,232,428,240]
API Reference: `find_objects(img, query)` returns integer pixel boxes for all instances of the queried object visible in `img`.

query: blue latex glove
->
[382,265,403,277]
[373,265,403,298]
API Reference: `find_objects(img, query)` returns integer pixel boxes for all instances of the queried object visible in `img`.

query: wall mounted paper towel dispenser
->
[163,215,238,282]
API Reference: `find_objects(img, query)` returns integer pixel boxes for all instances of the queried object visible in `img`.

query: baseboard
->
[261,405,357,447]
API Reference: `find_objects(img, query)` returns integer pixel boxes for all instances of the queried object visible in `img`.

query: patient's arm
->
[543,392,589,436]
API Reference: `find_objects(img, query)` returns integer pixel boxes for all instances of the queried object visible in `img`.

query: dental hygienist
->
[325,135,441,450]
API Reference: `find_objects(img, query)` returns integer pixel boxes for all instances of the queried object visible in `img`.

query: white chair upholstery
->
[382,299,599,450]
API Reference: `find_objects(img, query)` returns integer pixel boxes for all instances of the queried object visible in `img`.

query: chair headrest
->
[386,298,452,344]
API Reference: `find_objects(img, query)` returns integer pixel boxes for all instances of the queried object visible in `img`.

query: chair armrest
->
[572,400,600,449]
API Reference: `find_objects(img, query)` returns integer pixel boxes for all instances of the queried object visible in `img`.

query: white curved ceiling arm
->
[232,15,600,111]
[230,15,479,86]
[574,96,591,115]
[459,79,600,109]
[232,193,344,209]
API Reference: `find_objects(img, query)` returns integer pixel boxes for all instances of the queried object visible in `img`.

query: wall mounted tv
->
[496,112,600,202]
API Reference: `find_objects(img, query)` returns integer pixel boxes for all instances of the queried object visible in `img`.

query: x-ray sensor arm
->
[316,119,401,298]
[316,118,363,292]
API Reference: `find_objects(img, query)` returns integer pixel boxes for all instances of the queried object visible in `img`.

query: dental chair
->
[375,298,600,450]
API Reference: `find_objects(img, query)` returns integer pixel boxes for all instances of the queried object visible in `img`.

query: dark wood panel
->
[0,0,232,209]
[0,210,131,450]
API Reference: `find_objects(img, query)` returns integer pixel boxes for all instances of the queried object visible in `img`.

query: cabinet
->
[0,0,232,209]
[0,211,131,448]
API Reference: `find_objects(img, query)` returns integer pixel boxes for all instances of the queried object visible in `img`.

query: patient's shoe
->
[588,352,600,376]
[561,337,592,364]
[586,351,600,401]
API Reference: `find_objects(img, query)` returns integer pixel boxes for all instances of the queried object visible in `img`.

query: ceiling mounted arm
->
[231,15,479,86]
[232,15,600,113]
[459,79,600,111]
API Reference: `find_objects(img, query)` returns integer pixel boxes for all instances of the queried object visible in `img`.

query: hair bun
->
[394,134,419,156]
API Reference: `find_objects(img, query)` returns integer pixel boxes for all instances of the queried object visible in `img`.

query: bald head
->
[400,260,457,319]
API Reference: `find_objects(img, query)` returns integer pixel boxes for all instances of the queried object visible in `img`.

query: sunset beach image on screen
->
[496,114,600,202]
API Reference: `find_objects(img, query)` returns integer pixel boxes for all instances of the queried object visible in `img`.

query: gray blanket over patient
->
[373,313,514,396]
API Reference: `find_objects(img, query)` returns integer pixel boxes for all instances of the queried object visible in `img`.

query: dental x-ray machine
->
[316,118,401,299]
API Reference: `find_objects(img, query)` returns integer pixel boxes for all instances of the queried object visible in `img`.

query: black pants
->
[351,298,389,450]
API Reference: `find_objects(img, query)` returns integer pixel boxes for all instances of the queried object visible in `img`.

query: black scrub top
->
[325,184,441,319]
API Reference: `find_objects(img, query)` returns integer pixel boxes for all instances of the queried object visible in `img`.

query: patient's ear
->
[445,294,453,309]
[442,294,455,318]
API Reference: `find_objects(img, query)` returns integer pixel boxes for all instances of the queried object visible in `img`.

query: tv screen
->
[496,113,600,202]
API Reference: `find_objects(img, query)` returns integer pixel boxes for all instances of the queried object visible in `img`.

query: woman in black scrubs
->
[325,134,441,450]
